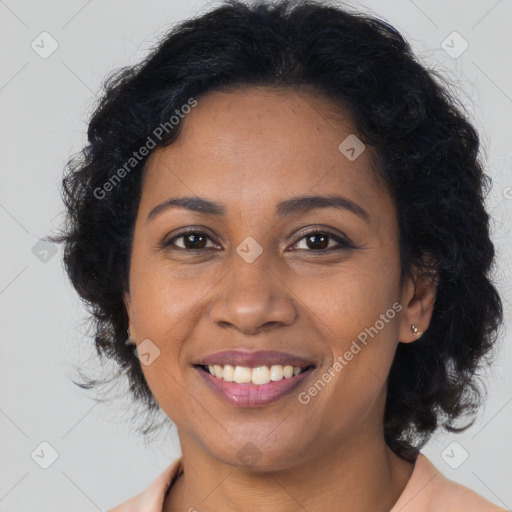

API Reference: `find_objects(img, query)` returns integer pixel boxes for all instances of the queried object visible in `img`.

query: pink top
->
[107,453,507,511]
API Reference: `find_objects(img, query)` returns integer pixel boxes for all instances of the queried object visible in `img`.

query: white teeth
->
[251,366,270,385]
[270,365,283,381]
[205,364,307,384]
[223,364,235,382]
[283,365,294,378]
[234,366,252,383]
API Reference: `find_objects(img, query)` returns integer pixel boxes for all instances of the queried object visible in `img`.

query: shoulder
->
[428,457,507,512]
[391,453,507,512]
[106,458,183,512]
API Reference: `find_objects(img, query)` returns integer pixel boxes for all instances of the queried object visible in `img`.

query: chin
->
[204,432,310,472]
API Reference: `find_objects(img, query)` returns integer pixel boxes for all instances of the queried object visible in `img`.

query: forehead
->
[141,87,392,221]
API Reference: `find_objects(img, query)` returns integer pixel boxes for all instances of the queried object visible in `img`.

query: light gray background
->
[0,0,511,510]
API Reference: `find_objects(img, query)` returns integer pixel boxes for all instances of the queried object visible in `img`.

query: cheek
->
[130,257,204,337]
[294,262,400,346]
[292,281,400,442]
[127,255,206,409]
[292,262,401,404]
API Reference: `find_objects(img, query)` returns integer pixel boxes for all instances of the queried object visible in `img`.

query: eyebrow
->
[146,194,370,224]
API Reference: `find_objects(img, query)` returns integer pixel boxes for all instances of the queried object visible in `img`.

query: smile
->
[200,363,311,384]
[194,364,316,407]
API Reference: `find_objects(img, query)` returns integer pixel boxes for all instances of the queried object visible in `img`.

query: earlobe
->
[411,324,423,337]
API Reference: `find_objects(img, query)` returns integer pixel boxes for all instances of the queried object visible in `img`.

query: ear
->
[398,262,437,343]
[123,291,133,324]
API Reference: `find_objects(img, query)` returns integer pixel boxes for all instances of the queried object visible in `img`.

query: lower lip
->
[195,366,314,407]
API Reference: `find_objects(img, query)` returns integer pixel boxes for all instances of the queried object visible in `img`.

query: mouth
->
[191,350,317,407]
[195,363,315,384]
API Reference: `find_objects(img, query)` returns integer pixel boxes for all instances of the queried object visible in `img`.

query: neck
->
[164,428,414,512]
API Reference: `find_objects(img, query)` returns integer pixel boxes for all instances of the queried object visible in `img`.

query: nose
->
[208,252,297,335]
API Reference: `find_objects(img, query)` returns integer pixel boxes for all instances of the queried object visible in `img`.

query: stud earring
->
[411,324,423,336]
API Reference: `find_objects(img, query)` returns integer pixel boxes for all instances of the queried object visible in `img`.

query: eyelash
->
[161,229,353,254]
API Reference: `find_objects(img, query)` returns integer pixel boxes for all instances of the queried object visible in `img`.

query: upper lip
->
[193,350,317,369]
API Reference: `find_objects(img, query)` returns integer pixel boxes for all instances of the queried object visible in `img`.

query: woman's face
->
[124,87,430,470]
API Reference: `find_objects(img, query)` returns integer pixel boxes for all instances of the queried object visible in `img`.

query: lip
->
[193,349,317,368]
[195,364,316,407]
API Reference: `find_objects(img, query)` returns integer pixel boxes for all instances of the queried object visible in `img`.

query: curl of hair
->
[51,0,503,456]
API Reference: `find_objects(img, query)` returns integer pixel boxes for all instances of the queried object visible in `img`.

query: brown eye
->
[293,231,352,252]
[165,231,217,250]
[304,233,329,250]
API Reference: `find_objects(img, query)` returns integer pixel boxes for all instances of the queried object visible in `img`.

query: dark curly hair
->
[51,0,504,459]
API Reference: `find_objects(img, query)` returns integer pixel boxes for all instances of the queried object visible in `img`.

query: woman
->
[53,0,506,510]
